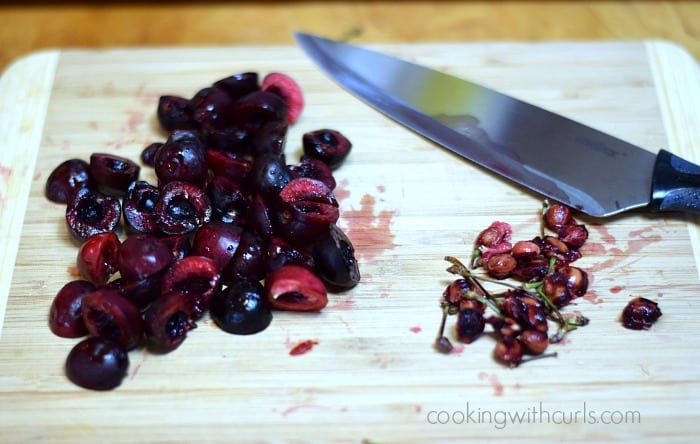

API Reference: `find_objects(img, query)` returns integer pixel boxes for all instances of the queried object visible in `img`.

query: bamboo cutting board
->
[1,41,699,443]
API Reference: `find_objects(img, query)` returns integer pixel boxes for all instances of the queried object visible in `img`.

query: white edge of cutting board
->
[0,40,698,336]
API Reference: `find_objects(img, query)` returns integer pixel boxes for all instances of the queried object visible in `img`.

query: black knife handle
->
[650,149,700,213]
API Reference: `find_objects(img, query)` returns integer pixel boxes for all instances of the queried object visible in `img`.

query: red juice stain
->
[610,285,625,294]
[289,339,319,356]
[340,193,397,264]
[126,110,145,132]
[0,165,12,180]
[280,404,344,417]
[478,371,504,396]
[409,326,422,334]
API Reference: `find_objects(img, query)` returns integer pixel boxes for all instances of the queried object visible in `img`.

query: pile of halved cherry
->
[435,202,592,367]
[45,71,360,390]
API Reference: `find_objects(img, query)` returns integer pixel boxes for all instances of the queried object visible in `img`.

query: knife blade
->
[294,32,700,217]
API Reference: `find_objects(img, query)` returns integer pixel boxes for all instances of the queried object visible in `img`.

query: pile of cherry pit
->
[45,71,360,390]
[435,202,662,367]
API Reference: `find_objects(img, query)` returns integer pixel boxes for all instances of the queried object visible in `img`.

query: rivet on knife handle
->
[650,149,700,213]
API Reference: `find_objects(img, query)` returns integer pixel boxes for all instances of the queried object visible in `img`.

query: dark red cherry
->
[65,187,121,242]
[157,95,195,132]
[289,156,337,190]
[265,236,315,274]
[76,232,120,285]
[311,224,359,291]
[45,158,95,204]
[250,121,288,157]
[231,90,287,133]
[65,337,129,391]
[206,174,249,224]
[249,153,291,199]
[205,150,252,187]
[622,297,662,330]
[81,287,144,350]
[140,142,162,167]
[210,280,272,335]
[261,72,304,124]
[265,265,328,312]
[49,280,96,338]
[213,72,260,100]
[456,308,485,344]
[191,221,243,271]
[248,193,276,238]
[302,129,352,170]
[190,86,235,130]
[117,233,173,281]
[122,180,160,234]
[107,273,163,309]
[154,181,211,235]
[143,292,199,352]
[154,130,208,188]
[89,153,140,195]
[275,178,340,247]
[161,255,221,312]
[221,230,265,283]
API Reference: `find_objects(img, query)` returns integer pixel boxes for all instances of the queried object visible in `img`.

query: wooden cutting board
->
[1,41,699,443]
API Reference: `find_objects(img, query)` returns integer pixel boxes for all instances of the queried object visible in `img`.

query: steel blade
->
[295,32,657,217]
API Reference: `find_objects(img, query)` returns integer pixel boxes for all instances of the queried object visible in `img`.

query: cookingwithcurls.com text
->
[426,402,641,429]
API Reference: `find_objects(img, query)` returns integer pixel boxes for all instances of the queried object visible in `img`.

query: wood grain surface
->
[0,1,699,72]
[0,40,698,443]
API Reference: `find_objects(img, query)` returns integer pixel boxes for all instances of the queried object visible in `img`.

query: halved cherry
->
[161,255,221,313]
[81,287,144,350]
[265,265,328,312]
[143,292,200,352]
[76,232,121,285]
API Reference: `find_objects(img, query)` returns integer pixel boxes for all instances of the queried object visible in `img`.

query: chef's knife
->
[294,32,700,217]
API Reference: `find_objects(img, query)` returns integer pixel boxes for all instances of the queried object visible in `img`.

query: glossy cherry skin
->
[65,187,121,242]
[49,280,96,338]
[81,287,144,350]
[76,232,121,285]
[157,95,195,132]
[213,72,260,100]
[622,297,662,330]
[143,292,200,352]
[249,153,291,199]
[311,224,360,291]
[221,231,266,284]
[191,221,243,271]
[154,130,208,188]
[65,337,129,391]
[45,158,95,204]
[210,280,272,335]
[231,90,287,133]
[117,234,173,281]
[302,129,352,170]
[265,265,328,312]
[89,153,140,195]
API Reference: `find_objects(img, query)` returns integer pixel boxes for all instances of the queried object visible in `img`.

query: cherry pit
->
[46,71,360,390]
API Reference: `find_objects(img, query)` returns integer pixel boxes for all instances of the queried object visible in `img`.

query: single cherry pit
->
[46,71,360,390]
